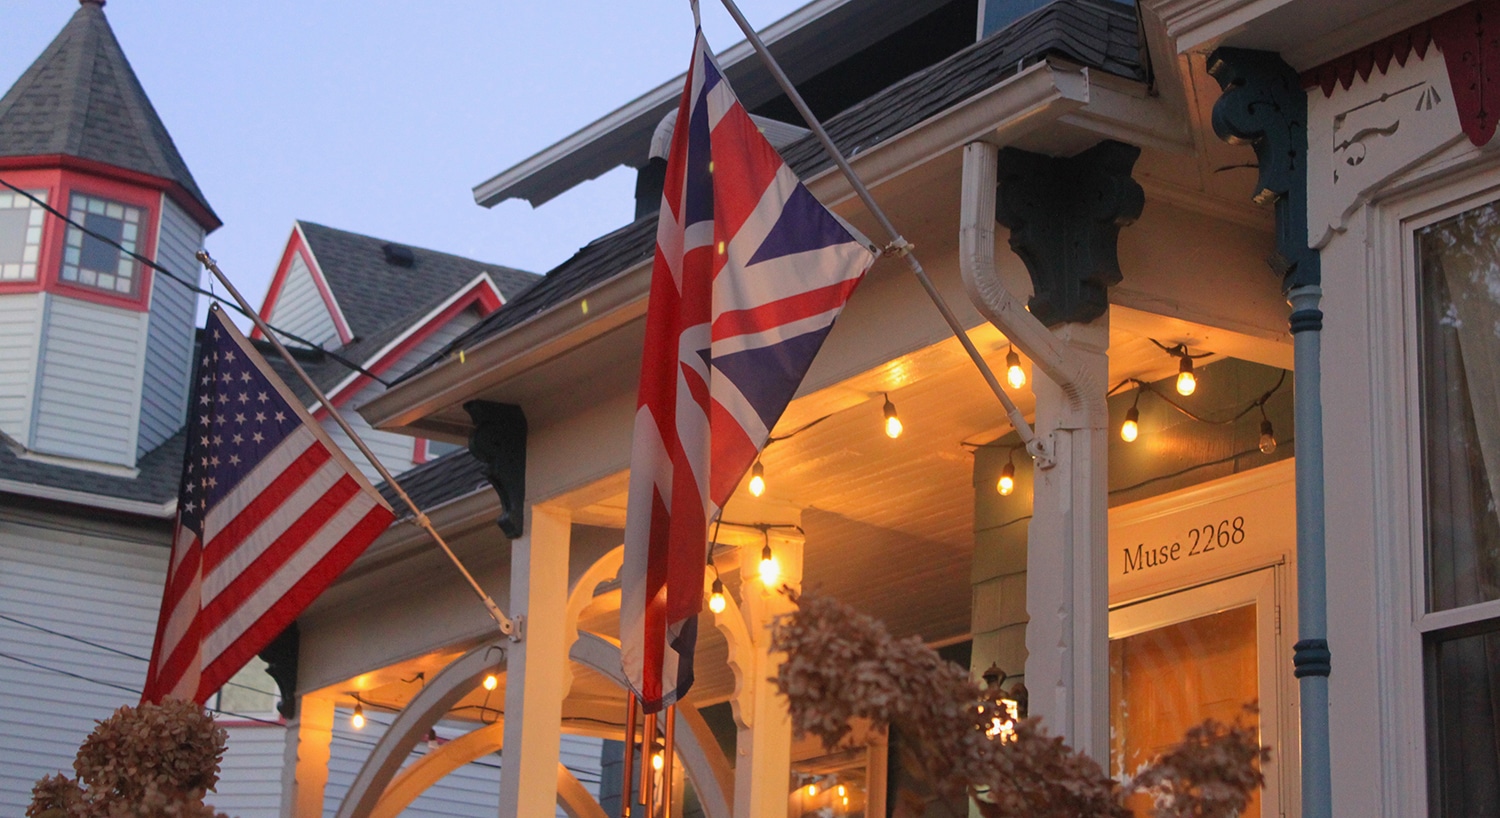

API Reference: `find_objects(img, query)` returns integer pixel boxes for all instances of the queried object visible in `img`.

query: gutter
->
[367,59,1169,435]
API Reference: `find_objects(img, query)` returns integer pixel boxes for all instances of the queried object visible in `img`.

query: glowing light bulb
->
[807,784,819,797]
[1176,357,1197,396]
[882,396,903,439]
[836,785,847,798]
[483,673,498,691]
[1005,348,1026,389]
[748,461,765,497]
[351,703,365,730]
[997,462,1015,496]
[759,544,779,588]
[1121,406,1139,443]
[652,751,664,771]
[1259,419,1277,454]
[708,578,727,614]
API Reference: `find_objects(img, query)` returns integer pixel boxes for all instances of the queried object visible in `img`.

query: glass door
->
[1108,569,1285,817]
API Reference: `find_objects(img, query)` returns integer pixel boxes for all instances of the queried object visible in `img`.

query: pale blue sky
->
[3,1,806,321]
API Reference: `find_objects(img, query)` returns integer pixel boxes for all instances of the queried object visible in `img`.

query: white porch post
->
[498,505,572,818]
[1025,318,1110,762]
[280,693,335,818]
[732,530,804,818]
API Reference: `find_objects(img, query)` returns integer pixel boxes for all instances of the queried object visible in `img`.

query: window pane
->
[62,194,141,296]
[426,439,465,460]
[1418,204,1500,611]
[0,189,45,281]
[1428,624,1500,817]
[217,655,280,717]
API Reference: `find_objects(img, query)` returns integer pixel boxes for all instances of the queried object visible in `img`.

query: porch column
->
[280,693,334,818]
[498,504,572,818]
[733,530,804,818]
[1026,319,1110,761]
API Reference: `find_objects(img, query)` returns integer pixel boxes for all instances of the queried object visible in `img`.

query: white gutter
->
[957,139,1106,422]
[0,478,177,519]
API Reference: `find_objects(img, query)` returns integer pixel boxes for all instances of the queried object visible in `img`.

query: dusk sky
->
[3,1,806,324]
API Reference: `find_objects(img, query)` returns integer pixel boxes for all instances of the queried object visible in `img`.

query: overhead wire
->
[0,178,391,387]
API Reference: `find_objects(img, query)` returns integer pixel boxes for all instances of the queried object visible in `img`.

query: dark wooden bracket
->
[258,622,299,720]
[465,400,528,540]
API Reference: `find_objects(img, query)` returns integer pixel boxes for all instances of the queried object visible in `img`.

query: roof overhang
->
[471,0,956,209]
[0,478,176,519]
[366,58,1188,438]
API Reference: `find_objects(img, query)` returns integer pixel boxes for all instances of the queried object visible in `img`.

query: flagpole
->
[196,251,518,638]
[711,0,1046,459]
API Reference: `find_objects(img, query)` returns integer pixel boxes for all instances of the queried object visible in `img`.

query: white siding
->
[31,295,147,466]
[138,197,202,457]
[269,254,340,350]
[0,291,43,444]
[329,307,482,483]
[0,516,165,815]
[215,724,288,818]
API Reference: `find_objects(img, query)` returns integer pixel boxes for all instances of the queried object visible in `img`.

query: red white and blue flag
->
[621,25,877,713]
[142,305,395,704]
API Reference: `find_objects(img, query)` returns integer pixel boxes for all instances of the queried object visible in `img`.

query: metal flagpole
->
[711,0,1045,457]
[196,250,517,638]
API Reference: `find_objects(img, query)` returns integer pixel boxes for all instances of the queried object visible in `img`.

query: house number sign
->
[1121,516,1247,575]
[1107,463,1294,603]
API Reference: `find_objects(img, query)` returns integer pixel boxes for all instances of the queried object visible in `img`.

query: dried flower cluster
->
[771,592,1270,818]
[28,698,232,818]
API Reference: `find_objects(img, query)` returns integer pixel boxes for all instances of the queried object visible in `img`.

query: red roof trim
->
[252,225,354,345]
[0,153,220,232]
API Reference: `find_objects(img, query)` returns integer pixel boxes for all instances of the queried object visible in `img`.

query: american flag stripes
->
[621,27,877,713]
[142,305,395,705]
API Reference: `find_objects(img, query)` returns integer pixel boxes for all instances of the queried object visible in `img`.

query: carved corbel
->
[994,140,1144,327]
[1208,47,1320,291]
[258,622,298,719]
[464,401,527,539]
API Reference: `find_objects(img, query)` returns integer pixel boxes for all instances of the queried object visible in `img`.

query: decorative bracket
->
[464,401,528,540]
[994,140,1144,327]
[257,622,299,719]
[1208,47,1320,292]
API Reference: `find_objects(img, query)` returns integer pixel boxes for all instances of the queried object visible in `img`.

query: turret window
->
[61,193,143,295]
[0,189,46,281]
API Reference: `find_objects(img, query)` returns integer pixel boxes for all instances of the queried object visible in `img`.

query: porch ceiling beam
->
[361,60,1183,440]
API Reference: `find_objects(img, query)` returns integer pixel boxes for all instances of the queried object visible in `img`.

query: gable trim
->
[317,274,504,414]
[254,223,354,345]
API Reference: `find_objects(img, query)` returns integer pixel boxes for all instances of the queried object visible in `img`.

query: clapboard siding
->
[214,724,287,818]
[31,296,147,465]
[0,520,165,816]
[138,196,202,457]
[323,308,481,482]
[269,254,340,349]
[0,291,43,443]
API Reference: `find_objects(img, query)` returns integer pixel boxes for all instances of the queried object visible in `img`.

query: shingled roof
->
[0,430,184,510]
[0,1,216,223]
[399,0,1142,384]
[268,222,539,401]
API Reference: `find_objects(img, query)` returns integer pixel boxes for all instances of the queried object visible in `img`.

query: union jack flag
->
[142,305,395,704]
[621,26,877,712]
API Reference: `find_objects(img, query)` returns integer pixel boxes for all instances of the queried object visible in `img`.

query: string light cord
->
[0,178,391,388]
[1129,368,1287,426]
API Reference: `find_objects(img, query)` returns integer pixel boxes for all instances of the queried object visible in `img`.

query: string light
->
[759,542,779,587]
[350,702,365,730]
[1121,389,1141,443]
[1176,355,1197,396]
[882,394,903,439]
[1259,403,1278,454]
[708,577,727,614]
[652,750,665,771]
[483,672,498,691]
[748,461,765,497]
[836,785,847,798]
[997,459,1015,496]
[1006,346,1026,389]
[807,784,819,797]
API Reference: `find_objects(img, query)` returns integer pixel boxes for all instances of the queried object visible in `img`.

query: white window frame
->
[0,188,47,281]
[60,192,145,296]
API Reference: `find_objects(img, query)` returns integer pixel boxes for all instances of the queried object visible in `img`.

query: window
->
[211,656,282,719]
[0,188,46,281]
[1416,201,1500,815]
[61,193,144,295]
[426,439,465,459]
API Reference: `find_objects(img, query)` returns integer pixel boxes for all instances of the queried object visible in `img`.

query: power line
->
[0,178,390,388]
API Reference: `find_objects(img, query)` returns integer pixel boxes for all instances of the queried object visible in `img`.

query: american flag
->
[621,26,877,712]
[142,305,395,704]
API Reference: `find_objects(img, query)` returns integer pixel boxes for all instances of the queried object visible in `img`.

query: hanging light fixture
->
[1258,405,1277,454]
[882,394,903,439]
[1176,355,1197,396]
[748,461,765,497]
[350,702,366,730]
[996,455,1016,497]
[759,541,779,588]
[708,577,727,613]
[1121,390,1141,443]
[1005,346,1026,389]
[483,671,498,691]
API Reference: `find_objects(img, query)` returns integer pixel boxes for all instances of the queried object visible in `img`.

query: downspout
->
[957,141,1106,422]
